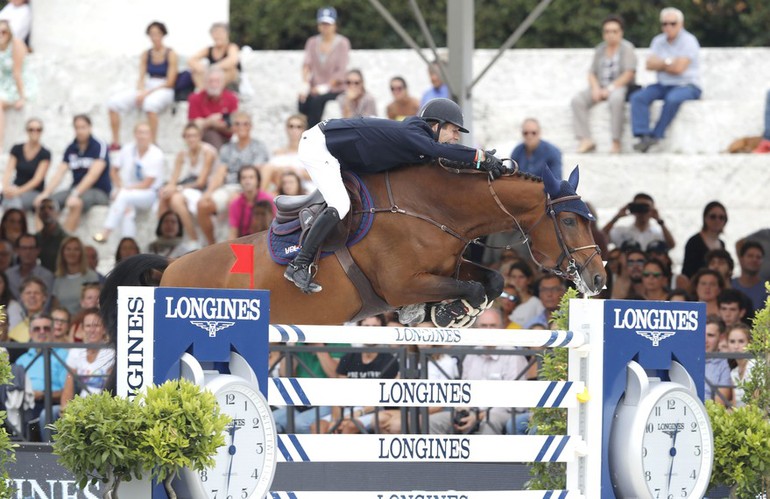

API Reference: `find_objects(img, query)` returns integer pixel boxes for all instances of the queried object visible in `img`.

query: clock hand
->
[666,421,680,495]
[226,416,238,494]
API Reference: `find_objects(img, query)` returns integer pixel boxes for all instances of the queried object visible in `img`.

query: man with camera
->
[601,192,675,250]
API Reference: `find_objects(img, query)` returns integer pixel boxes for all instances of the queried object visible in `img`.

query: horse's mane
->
[428,160,544,184]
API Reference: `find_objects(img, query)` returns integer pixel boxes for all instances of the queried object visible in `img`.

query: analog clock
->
[610,360,713,499]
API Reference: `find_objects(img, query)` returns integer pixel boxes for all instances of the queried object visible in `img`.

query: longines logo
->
[613,307,697,347]
[636,330,676,347]
[164,296,261,338]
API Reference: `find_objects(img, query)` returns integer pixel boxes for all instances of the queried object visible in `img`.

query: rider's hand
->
[480,151,505,179]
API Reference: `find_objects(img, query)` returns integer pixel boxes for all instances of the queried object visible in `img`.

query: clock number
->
[691,421,697,432]
[667,494,673,499]
[683,405,687,416]
[226,394,235,405]
[667,399,675,410]
[654,406,661,416]
[241,488,248,498]
[200,469,208,482]
[244,400,248,411]
[251,468,259,479]
[690,469,696,479]
[646,423,654,433]
[694,445,701,456]
[642,447,647,457]
[653,489,660,498]
[645,471,651,481]
[253,417,260,429]
[681,488,688,497]
[211,490,217,499]
[257,442,264,454]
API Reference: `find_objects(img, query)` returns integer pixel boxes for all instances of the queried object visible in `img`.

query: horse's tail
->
[100,253,169,339]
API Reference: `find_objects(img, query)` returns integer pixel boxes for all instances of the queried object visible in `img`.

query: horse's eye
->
[562,217,577,227]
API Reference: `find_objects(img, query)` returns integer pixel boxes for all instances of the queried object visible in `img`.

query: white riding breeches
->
[298,125,351,219]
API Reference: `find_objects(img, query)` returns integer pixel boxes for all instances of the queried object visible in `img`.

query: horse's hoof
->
[397,303,426,325]
[430,300,469,328]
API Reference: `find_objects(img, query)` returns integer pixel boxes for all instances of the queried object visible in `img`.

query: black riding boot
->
[284,207,341,293]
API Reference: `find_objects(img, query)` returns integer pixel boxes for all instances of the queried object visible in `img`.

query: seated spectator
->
[34,114,111,233]
[263,114,310,192]
[146,210,198,258]
[0,19,31,152]
[681,201,727,279]
[717,288,750,329]
[386,76,420,121]
[0,0,29,43]
[42,309,114,441]
[0,207,26,246]
[6,233,53,302]
[277,171,306,196]
[298,6,350,128]
[639,258,670,301]
[34,198,66,273]
[736,231,770,283]
[198,113,270,245]
[114,237,140,264]
[336,69,376,118]
[9,275,48,344]
[68,282,101,343]
[187,67,238,150]
[753,89,770,153]
[84,245,105,285]
[667,288,690,302]
[690,268,724,316]
[227,166,275,240]
[188,22,241,91]
[93,123,164,243]
[602,193,675,251]
[14,312,68,421]
[250,200,275,234]
[631,7,702,153]
[51,237,99,315]
[728,323,753,408]
[705,249,734,288]
[1,118,51,211]
[510,118,562,180]
[420,61,450,107]
[571,14,637,154]
[731,240,767,312]
[50,306,71,343]
[158,123,217,247]
[526,274,567,328]
[0,270,22,329]
[107,21,178,148]
[610,247,646,300]
[505,261,544,328]
[645,239,682,289]
[704,315,731,406]
[430,307,528,435]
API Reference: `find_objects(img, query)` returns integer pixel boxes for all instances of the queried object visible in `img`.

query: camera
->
[453,409,470,426]
[628,202,650,214]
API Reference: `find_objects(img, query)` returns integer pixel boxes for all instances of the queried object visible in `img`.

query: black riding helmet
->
[418,98,469,134]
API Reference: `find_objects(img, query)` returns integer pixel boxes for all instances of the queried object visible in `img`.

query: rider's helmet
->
[418,98,469,133]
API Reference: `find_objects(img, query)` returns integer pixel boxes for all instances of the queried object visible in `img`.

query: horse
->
[101,162,606,330]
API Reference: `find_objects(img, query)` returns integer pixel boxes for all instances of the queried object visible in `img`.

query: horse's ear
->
[541,164,561,196]
[568,166,580,191]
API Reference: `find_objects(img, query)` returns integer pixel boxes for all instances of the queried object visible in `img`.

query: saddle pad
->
[267,172,375,265]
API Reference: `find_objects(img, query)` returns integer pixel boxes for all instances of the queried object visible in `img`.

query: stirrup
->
[284,262,322,294]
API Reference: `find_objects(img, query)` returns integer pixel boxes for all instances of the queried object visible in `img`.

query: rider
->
[284,97,506,293]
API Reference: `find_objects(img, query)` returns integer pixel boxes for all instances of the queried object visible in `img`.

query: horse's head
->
[526,165,606,296]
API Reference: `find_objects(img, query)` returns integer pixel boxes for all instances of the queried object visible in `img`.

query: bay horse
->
[101,162,606,329]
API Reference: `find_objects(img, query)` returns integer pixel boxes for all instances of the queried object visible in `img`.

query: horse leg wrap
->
[430,300,471,328]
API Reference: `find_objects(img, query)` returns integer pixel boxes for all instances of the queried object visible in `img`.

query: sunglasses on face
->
[627,259,646,266]
[522,130,538,136]
[32,325,52,332]
[642,271,663,278]
[346,80,362,86]
[27,127,42,132]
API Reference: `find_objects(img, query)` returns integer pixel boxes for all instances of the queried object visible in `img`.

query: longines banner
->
[116,286,271,397]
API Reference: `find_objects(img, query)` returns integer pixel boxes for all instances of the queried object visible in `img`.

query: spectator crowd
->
[0,4,765,443]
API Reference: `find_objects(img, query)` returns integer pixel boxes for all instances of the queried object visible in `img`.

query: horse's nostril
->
[593,274,605,290]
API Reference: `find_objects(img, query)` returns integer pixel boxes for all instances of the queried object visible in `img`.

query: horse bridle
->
[484,170,602,284]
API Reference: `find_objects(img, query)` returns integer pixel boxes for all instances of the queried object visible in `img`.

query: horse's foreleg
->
[393,273,487,328]
[458,260,505,305]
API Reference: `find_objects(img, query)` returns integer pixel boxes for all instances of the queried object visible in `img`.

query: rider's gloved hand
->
[477,150,505,179]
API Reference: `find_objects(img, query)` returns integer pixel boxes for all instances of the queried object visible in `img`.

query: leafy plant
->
[742,283,770,414]
[139,379,230,499]
[51,391,146,498]
[707,401,770,498]
[525,288,578,490]
[0,305,18,498]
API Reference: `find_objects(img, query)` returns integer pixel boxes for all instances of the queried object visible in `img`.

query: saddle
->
[269,172,391,322]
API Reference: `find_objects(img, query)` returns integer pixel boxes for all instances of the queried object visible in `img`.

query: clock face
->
[201,379,277,499]
[641,390,712,499]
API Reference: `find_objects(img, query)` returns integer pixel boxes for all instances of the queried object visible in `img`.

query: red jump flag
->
[229,243,255,289]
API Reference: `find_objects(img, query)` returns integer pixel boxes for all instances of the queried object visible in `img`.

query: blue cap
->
[317,6,337,24]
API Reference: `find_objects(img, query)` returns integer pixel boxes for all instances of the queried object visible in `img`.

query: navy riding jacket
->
[322,116,477,173]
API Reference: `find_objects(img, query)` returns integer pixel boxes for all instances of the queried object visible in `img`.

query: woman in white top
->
[60,309,115,406]
[157,123,216,246]
[263,114,312,192]
[506,261,545,327]
[93,122,164,242]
